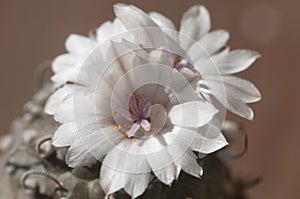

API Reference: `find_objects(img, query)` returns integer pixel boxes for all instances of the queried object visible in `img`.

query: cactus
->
[0,83,259,199]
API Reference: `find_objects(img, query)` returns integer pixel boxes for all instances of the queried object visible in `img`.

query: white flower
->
[112,4,262,120]
[45,3,262,198]
[45,39,228,198]
[51,18,135,87]
[52,4,261,120]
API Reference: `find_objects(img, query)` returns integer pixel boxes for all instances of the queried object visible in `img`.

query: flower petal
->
[51,91,95,123]
[44,84,81,115]
[100,139,151,198]
[206,79,255,119]
[51,67,90,87]
[188,30,229,61]
[149,12,177,40]
[65,34,97,55]
[207,75,262,103]
[52,123,78,147]
[96,18,136,57]
[149,104,167,134]
[192,124,228,154]
[96,18,126,43]
[196,50,260,75]
[52,53,78,73]
[158,128,202,178]
[169,101,218,128]
[123,173,151,199]
[142,135,177,185]
[113,3,176,50]
[175,150,203,178]
[194,47,230,77]
[179,5,211,50]
[65,125,124,167]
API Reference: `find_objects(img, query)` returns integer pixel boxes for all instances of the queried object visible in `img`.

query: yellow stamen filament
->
[115,125,121,131]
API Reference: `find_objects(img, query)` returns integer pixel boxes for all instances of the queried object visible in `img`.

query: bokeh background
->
[0,0,299,198]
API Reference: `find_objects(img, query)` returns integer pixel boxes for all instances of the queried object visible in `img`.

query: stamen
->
[161,47,195,75]
[115,94,153,138]
[115,125,121,131]
[125,131,129,137]
[128,123,141,137]
[129,95,139,115]
[140,119,151,131]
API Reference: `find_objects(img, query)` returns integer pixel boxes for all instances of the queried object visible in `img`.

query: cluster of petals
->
[45,3,261,198]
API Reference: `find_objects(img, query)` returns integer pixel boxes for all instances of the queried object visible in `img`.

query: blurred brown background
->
[0,0,299,198]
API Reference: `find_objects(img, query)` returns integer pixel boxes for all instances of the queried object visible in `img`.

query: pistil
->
[116,94,152,138]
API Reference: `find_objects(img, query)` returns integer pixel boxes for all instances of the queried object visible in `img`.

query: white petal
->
[168,124,227,155]
[100,139,151,198]
[174,150,203,178]
[179,5,211,50]
[142,135,177,185]
[52,53,78,73]
[192,124,228,154]
[194,47,230,77]
[123,173,150,198]
[52,92,101,123]
[214,50,260,75]
[106,40,137,73]
[149,104,167,134]
[113,3,172,49]
[100,166,128,196]
[44,84,81,115]
[207,75,261,103]
[149,12,177,40]
[65,142,97,167]
[160,129,202,178]
[96,18,135,56]
[51,67,90,87]
[206,79,255,119]
[52,123,77,147]
[146,127,203,180]
[228,98,254,120]
[188,30,229,61]
[65,34,97,55]
[149,12,176,30]
[51,96,76,123]
[97,19,125,43]
[169,101,218,128]
[66,125,124,167]
[97,41,140,107]
[80,52,107,87]
[146,152,176,185]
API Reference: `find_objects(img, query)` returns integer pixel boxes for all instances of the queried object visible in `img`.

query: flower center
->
[126,94,152,137]
[114,91,168,139]
[161,47,194,74]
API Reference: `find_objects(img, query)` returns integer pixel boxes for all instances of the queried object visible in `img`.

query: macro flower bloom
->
[52,4,261,120]
[45,39,228,198]
[111,4,262,120]
[45,3,261,198]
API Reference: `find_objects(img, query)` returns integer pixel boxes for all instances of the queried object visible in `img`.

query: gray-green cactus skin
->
[0,84,259,199]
